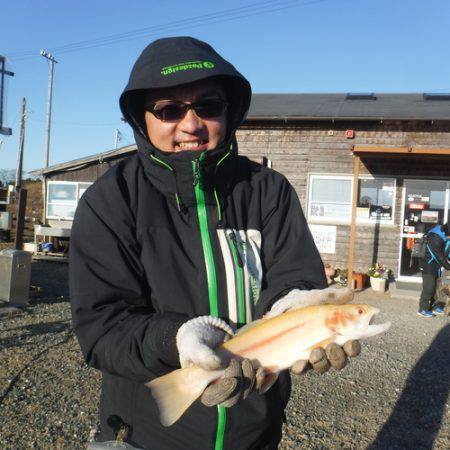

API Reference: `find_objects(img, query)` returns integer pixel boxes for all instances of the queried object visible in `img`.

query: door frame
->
[397,178,450,282]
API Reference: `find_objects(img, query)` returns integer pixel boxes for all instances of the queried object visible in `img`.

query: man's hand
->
[265,286,354,319]
[291,340,361,375]
[176,316,234,370]
[201,359,275,407]
[266,287,361,375]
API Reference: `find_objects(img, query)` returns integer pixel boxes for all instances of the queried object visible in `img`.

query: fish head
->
[325,304,391,340]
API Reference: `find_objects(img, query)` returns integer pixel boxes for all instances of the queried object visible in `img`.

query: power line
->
[28,117,122,127]
[10,0,285,56]
[8,0,331,61]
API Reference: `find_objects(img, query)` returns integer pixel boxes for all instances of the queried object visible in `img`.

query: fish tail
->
[146,367,220,426]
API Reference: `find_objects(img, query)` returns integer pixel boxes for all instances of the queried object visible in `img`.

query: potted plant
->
[367,263,390,292]
[334,268,348,286]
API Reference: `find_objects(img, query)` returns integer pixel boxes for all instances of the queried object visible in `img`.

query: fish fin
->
[146,367,218,427]
[236,319,264,335]
[335,335,348,346]
[307,335,337,351]
[295,351,311,360]
[259,371,280,394]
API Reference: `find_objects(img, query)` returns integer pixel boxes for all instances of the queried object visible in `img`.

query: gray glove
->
[291,340,361,374]
[176,316,234,370]
[265,286,353,318]
[201,359,272,407]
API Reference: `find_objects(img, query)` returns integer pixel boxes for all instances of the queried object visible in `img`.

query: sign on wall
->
[309,224,337,254]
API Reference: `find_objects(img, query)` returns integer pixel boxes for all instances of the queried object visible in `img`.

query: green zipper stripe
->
[193,164,219,316]
[214,405,227,450]
[229,233,246,325]
[175,193,181,211]
[216,151,230,168]
[192,154,226,449]
[213,189,222,222]
[150,155,182,211]
[150,154,173,171]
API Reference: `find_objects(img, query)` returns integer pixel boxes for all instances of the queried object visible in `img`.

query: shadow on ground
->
[30,261,69,303]
[369,324,450,450]
[0,320,71,350]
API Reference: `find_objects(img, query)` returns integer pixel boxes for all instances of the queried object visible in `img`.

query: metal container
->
[0,211,11,230]
[0,249,32,304]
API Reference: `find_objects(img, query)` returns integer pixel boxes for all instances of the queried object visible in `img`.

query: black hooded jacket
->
[70,37,327,450]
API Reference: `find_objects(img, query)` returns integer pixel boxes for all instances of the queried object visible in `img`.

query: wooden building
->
[31,93,450,289]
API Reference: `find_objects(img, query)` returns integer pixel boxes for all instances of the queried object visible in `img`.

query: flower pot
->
[352,272,369,290]
[370,276,387,292]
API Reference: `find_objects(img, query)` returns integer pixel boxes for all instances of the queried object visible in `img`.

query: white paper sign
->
[309,224,337,254]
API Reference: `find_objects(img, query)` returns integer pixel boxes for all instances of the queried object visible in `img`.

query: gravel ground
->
[0,261,449,449]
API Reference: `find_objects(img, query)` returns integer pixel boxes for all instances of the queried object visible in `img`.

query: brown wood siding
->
[237,121,450,276]
[43,121,450,278]
[48,155,130,182]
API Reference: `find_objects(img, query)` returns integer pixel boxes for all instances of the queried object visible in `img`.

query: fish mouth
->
[366,309,391,337]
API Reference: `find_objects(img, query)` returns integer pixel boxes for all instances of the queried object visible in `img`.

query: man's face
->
[144,79,227,152]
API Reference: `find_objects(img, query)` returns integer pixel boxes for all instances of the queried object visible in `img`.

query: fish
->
[146,303,391,426]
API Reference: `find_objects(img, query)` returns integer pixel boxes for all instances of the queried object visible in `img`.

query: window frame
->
[46,180,92,220]
[307,174,353,223]
[307,174,396,225]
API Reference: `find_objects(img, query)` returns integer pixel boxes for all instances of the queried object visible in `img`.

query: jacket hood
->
[120,36,252,149]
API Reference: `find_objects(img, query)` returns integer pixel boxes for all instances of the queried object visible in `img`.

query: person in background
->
[70,36,360,449]
[418,222,450,317]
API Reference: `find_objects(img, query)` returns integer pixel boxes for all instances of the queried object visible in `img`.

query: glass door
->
[398,179,449,281]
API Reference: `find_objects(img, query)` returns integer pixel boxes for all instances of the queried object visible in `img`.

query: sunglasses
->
[147,98,228,122]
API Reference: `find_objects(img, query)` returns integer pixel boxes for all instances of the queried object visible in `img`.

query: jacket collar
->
[136,132,237,210]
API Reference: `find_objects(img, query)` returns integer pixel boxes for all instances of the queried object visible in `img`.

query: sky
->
[1,0,450,174]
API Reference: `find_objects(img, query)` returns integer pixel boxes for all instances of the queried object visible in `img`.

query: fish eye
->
[358,308,364,314]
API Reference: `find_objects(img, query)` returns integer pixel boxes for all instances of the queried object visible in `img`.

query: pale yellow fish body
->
[218,305,335,371]
[147,304,390,426]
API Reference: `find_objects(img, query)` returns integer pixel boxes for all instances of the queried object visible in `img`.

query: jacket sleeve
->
[254,173,327,317]
[70,188,187,383]
[427,233,450,270]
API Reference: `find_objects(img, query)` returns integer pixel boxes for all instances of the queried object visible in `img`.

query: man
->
[418,222,450,317]
[70,37,359,449]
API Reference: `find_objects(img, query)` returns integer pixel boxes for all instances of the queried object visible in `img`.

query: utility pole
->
[14,98,27,250]
[114,129,121,149]
[40,50,58,224]
[0,55,15,136]
[40,50,57,168]
[15,98,26,190]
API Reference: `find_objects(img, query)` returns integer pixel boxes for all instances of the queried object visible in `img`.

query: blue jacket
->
[422,225,450,274]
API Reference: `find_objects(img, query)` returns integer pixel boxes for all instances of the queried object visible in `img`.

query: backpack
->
[411,235,428,259]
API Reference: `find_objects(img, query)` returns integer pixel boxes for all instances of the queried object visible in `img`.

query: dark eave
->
[29,144,137,177]
[245,93,450,122]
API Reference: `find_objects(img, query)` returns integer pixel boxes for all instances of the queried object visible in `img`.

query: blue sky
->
[1,0,449,173]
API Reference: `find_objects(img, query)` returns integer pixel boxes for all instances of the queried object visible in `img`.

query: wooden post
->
[348,155,360,289]
[14,188,27,250]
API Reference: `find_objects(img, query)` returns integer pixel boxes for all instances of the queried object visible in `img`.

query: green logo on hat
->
[161,60,215,76]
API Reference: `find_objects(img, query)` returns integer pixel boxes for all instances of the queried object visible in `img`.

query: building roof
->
[29,144,138,177]
[31,93,450,176]
[246,93,450,121]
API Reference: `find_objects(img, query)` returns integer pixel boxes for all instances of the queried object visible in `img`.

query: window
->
[308,175,395,223]
[308,175,353,222]
[357,178,395,222]
[47,181,92,220]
